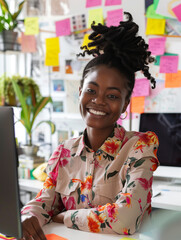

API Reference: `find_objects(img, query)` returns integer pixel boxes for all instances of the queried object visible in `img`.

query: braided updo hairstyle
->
[77,12,156,100]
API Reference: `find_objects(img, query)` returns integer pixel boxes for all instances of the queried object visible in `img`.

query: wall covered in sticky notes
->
[1,0,181,150]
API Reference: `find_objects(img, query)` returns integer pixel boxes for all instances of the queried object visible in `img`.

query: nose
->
[91,94,106,105]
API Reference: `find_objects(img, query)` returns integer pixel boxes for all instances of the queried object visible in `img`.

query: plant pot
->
[20,145,39,157]
[0,30,20,51]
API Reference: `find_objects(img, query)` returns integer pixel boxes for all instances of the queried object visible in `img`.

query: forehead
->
[83,65,127,89]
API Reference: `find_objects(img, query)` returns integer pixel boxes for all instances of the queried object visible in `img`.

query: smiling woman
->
[20,12,159,238]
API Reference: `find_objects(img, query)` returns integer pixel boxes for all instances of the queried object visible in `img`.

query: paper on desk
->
[46,233,68,240]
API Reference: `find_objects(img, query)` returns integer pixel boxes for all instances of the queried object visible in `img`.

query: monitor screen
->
[0,107,22,238]
[139,113,181,167]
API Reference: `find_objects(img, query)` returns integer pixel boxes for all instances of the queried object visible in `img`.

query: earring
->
[120,111,128,120]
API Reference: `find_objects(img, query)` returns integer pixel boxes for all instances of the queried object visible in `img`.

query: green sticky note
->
[154,52,178,66]
[146,4,165,19]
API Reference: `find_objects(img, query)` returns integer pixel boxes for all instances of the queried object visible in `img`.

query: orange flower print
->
[121,193,132,208]
[103,139,120,155]
[35,189,43,199]
[125,195,132,208]
[72,175,93,193]
[134,132,158,152]
[97,205,106,212]
[150,157,158,171]
[106,203,119,222]
[123,228,129,235]
[87,216,100,233]
[43,177,56,189]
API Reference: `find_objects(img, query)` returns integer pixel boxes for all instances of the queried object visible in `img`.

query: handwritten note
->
[21,32,36,53]
[165,71,181,88]
[148,37,166,55]
[105,0,121,6]
[131,96,145,113]
[88,8,104,28]
[24,17,39,35]
[160,55,179,73]
[107,9,123,27]
[146,18,165,35]
[55,18,71,37]
[172,4,181,22]
[46,234,68,240]
[132,78,150,97]
[45,37,60,66]
[86,0,102,8]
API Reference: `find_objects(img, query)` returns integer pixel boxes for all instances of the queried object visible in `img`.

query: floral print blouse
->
[21,124,159,235]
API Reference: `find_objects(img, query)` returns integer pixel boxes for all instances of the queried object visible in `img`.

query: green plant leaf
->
[0,0,10,13]
[12,79,31,132]
[31,97,52,128]
[12,0,26,21]
[34,120,56,134]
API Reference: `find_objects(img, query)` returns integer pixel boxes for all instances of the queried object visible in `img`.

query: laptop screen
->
[0,107,22,238]
[139,113,181,167]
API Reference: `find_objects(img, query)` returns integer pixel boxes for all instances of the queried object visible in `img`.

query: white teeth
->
[89,109,106,116]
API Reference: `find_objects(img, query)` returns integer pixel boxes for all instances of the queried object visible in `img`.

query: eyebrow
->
[88,81,122,93]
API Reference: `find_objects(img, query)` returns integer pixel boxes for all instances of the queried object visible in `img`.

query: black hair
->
[77,12,156,100]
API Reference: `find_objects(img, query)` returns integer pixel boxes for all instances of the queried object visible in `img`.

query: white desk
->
[19,178,43,193]
[43,222,140,240]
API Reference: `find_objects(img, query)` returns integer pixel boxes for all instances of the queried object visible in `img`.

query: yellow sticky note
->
[82,33,95,50]
[46,37,60,52]
[120,238,137,240]
[88,8,104,28]
[146,18,166,35]
[45,51,59,66]
[24,17,39,35]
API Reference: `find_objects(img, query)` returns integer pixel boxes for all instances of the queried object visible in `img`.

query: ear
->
[122,99,130,113]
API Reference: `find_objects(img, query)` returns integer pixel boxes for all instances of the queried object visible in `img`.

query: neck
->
[85,125,115,152]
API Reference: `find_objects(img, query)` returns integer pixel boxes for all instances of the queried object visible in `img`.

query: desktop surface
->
[43,222,140,240]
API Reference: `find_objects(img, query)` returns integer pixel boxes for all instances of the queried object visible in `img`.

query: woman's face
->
[79,65,129,131]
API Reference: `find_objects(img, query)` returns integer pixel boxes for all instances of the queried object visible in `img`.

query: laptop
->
[0,107,22,238]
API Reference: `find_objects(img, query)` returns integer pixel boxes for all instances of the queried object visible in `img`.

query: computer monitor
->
[139,113,181,178]
[0,107,22,238]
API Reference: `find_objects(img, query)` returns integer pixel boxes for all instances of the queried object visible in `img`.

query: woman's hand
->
[20,216,47,240]
[52,211,66,223]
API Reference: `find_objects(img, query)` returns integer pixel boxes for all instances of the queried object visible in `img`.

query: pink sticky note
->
[132,78,150,97]
[172,4,181,21]
[86,0,102,8]
[55,18,71,37]
[148,37,166,56]
[107,9,123,27]
[21,32,36,52]
[105,0,122,6]
[160,55,179,73]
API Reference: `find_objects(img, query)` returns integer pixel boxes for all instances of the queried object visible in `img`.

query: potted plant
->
[12,79,56,155]
[0,0,26,51]
[0,75,42,106]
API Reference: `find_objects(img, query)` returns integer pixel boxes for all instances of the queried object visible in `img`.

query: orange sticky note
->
[46,233,68,240]
[131,96,145,113]
[165,71,181,88]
